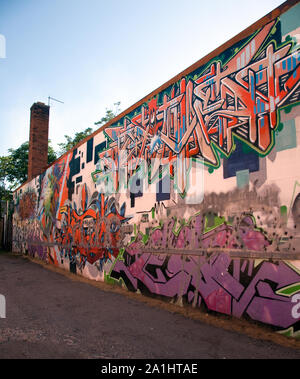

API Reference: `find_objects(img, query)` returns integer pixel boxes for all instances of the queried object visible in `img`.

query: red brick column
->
[28,102,49,181]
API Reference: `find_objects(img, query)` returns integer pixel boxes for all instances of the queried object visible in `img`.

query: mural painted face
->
[55,185,130,270]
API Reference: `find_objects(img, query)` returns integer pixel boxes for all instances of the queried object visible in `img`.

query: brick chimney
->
[28,102,49,181]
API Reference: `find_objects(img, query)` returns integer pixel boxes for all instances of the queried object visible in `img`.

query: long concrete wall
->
[13,1,300,338]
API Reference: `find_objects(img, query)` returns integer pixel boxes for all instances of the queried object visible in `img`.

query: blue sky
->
[0,0,285,156]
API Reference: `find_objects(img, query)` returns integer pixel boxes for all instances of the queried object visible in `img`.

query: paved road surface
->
[0,252,299,360]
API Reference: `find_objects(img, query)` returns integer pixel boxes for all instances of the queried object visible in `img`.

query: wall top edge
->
[13,0,299,193]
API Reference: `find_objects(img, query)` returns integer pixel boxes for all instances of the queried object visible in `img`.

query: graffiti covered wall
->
[13,2,300,338]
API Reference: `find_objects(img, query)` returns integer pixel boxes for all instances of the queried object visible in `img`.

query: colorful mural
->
[92,19,300,195]
[13,3,300,338]
[55,185,131,272]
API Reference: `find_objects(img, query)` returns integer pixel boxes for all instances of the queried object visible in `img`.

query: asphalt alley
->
[0,252,299,359]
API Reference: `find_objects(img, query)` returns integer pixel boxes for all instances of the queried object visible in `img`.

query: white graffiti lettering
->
[291,293,300,319]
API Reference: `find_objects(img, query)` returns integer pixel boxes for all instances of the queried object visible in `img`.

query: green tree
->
[57,102,121,155]
[0,156,13,201]
[94,101,121,127]
[0,141,57,198]
[57,127,94,155]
